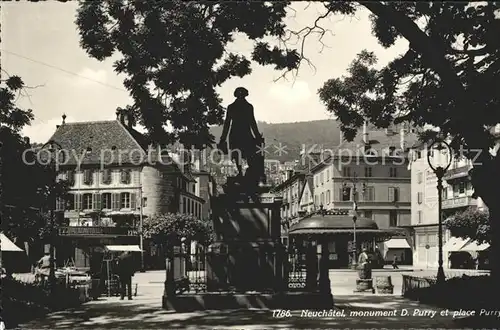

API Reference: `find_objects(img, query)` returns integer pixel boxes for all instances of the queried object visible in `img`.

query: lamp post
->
[41,139,65,295]
[342,172,366,269]
[352,209,358,269]
[427,137,452,284]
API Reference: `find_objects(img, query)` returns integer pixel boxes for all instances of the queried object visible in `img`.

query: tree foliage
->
[142,213,215,248]
[316,2,500,210]
[0,73,69,243]
[76,1,300,148]
[445,207,490,244]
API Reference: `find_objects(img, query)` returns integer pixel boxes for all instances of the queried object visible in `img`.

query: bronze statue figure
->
[218,87,265,186]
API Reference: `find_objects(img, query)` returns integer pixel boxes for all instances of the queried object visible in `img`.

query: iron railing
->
[58,226,138,236]
[402,270,490,297]
[170,249,315,294]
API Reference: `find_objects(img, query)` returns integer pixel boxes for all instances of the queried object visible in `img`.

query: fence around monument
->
[170,249,315,294]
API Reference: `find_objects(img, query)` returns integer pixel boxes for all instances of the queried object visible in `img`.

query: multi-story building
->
[410,125,499,269]
[49,111,204,269]
[296,122,416,265]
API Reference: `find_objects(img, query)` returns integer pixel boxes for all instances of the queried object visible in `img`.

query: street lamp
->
[41,139,65,295]
[427,137,452,284]
[342,172,365,269]
[351,209,358,269]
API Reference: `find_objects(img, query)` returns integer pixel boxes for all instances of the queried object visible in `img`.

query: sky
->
[1,2,407,143]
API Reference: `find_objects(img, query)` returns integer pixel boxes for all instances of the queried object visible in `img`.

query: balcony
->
[58,226,138,237]
[444,165,471,181]
[442,196,477,209]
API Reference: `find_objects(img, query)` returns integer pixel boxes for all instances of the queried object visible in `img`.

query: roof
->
[289,214,379,233]
[47,120,148,166]
[311,127,418,173]
[44,120,188,174]
[299,175,314,203]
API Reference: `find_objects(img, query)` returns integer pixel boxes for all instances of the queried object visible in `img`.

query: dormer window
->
[83,169,93,185]
[120,169,131,184]
[86,147,92,154]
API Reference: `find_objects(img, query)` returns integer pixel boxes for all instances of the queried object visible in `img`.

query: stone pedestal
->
[208,188,284,293]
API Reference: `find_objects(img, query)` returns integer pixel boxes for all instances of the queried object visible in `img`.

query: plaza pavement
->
[17,267,490,329]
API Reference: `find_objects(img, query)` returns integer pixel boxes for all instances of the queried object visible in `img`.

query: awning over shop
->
[461,239,490,252]
[105,245,142,252]
[0,233,23,252]
[443,237,468,252]
[383,238,410,249]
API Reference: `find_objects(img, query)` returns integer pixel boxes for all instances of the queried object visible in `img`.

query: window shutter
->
[94,194,101,210]
[74,194,81,211]
[130,193,137,210]
[388,187,394,202]
[67,170,75,185]
[112,193,120,210]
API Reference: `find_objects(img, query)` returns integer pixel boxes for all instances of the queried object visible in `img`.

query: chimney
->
[116,109,126,124]
[124,113,135,128]
[62,114,66,125]
[363,121,369,144]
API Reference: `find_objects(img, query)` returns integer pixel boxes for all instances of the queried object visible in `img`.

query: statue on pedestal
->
[218,87,266,191]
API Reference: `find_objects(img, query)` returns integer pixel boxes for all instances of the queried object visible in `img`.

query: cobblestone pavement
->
[17,269,492,329]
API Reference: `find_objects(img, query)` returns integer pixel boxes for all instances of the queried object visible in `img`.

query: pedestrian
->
[392,255,399,269]
[116,251,135,300]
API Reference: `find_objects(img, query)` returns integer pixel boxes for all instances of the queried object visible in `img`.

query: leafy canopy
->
[1,73,69,242]
[445,207,490,244]
[142,213,215,247]
[316,2,500,207]
[76,1,300,148]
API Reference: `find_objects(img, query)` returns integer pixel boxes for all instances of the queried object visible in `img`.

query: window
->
[389,210,398,227]
[55,197,66,211]
[417,210,423,224]
[389,187,400,202]
[120,169,131,184]
[120,192,131,209]
[342,167,351,177]
[74,194,82,211]
[83,169,93,185]
[326,190,331,204]
[326,170,330,181]
[364,167,373,177]
[191,199,195,215]
[364,210,373,219]
[415,150,422,159]
[417,172,423,184]
[83,193,93,210]
[65,194,75,210]
[341,186,351,201]
[102,193,112,209]
[389,167,398,177]
[102,169,112,184]
[183,197,187,213]
[320,192,325,206]
[442,188,448,200]
[417,192,423,204]
[364,187,375,201]
[314,195,318,206]
[459,181,466,194]
[320,173,324,184]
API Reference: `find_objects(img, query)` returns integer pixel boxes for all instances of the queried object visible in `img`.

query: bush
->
[0,277,84,328]
[415,275,492,310]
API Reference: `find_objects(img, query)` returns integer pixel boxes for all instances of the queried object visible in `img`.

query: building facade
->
[409,128,500,269]
[49,111,205,269]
